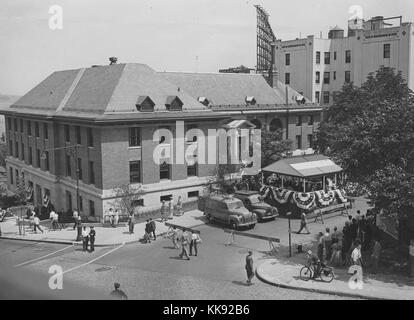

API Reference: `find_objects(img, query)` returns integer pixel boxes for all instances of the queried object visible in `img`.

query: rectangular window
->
[45,151,50,171]
[345,50,351,63]
[20,119,23,133]
[15,141,19,158]
[296,115,302,126]
[308,115,314,125]
[75,126,81,145]
[87,128,94,147]
[315,71,320,84]
[21,143,25,161]
[285,73,290,85]
[35,122,39,138]
[77,158,82,180]
[296,135,302,149]
[384,44,390,58]
[89,200,95,217]
[66,155,71,176]
[323,91,330,104]
[324,52,330,64]
[160,161,170,180]
[129,160,141,183]
[64,125,70,142]
[160,195,172,202]
[307,134,314,148]
[14,119,17,132]
[129,127,141,147]
[9,140,12,156]
[66,191,72,211]
[187,162,198,177]
[324,72,330,84]
[345,71,351,83]
[316,51,321,64]
[79,196,83,212]
[188,191,199,199]
[285,53,290,66]
[315,91,320,103]
[28,147,33,165]
[89,161,95,185]
[333,71,337,80]
[36,149,41,168]
[44,123,49,140]
[10,167,13,185]
[27,121,31,136]
[334,52,337,60]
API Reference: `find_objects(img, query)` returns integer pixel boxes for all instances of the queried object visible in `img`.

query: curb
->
[255,264,387,300]
[0,220,208,248]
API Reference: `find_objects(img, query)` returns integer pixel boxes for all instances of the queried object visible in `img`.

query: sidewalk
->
[256,253,414,300]
[0,210,207,246]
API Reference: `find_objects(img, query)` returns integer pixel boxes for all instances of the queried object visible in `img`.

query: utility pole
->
[287,211,292,257]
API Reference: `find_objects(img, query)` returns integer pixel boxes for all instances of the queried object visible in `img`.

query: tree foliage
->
[110,184,144,215]
[261,128,292,167]
[315,66,414,213]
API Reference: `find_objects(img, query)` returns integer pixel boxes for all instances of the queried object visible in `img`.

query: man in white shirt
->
[351,240,362,266]
[33,216,44,234]
[82,226,90,252]
[49,210,58,230]
[189,231,201,256]
[73,210,79,230]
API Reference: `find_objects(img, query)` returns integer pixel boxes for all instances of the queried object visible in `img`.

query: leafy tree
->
[110,184,144,215]
[0,143,7,167]
[315,66,414,216]
[261,128,292,167]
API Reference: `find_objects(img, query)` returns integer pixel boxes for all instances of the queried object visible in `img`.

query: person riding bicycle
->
[307,250,322,278]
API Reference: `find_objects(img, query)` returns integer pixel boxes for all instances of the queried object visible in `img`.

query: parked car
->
[234,190,278,222]
[203,195,257,229]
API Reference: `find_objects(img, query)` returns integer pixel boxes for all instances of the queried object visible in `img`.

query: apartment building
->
[275,16,414,104]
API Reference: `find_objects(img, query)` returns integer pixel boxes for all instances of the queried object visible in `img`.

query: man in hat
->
[245,251,254,284]
[110,283,128,300]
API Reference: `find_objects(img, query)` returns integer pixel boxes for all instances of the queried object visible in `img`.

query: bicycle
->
[299,254,335,283]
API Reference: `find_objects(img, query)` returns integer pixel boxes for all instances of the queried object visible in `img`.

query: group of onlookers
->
[167,227,201,260]
[160,196,183,222]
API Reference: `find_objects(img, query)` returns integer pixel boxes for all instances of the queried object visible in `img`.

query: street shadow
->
[231,280,251,287]
[163,246,177,250]
[169,256,187,260]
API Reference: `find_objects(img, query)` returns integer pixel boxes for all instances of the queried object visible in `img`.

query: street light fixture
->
[41,144,80,212]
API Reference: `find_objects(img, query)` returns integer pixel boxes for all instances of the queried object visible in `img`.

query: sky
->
[1,0,414,95]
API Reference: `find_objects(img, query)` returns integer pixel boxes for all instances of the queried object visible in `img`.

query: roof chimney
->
[109,57,118,65]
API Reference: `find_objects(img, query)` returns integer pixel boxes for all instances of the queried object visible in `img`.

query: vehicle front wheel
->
[300,266,313,281]
[321,268,335,283]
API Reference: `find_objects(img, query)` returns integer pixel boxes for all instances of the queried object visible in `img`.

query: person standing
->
[110,283,128,300]
[189,231,201,256]
[72,209,79,230]
[82,226,90,252]
[172,227,179,249]
[89,226,96,253]
[324,228,332,261]
[332,226,342,244]
[317,232,325,261]
[409,239,414,278]
[113,210,119,228]
[160,200,167,222]
[351,240,363,267]
[176,196,183,216]
[76,218,82,241]
[296,211,310,234]
[179,234,190,260]
[108,208,114,226]
[149,218,156,240]
[33,215,44,234]
[127,213,135,234]
[168,199,174,220]
[370,239,381,274]
[245,251,254,284]
[144,220,151,243]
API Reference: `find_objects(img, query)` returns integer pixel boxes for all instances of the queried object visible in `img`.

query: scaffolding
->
[255,5,276,86]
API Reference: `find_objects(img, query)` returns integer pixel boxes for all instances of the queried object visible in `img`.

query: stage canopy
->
[261,154,343,178]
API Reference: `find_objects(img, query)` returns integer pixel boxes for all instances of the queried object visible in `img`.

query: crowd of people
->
[165,227,202,260]
[314,209,380,273]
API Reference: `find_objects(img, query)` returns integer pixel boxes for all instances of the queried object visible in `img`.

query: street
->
[0,217,358,300]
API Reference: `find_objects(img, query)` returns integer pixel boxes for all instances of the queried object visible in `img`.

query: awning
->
[261,154,342,178]
[223,119,256,129]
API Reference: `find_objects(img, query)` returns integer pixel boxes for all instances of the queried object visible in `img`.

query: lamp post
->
[41,144,80,213]
[287,211,292,257]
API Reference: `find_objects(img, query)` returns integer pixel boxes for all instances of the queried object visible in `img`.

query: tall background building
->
[275,16,414,104]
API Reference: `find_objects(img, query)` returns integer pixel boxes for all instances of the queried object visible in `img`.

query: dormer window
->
[165,96,183,111]
[197,97,210,107]
[136,96,155,112]
[245,96,256,105]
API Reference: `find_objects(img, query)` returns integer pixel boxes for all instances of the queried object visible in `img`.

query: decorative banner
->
[272,187,294,204]
[292,192,316,210]
[315,190,335,206]
[335,189,348,203]
[43,195,50,207]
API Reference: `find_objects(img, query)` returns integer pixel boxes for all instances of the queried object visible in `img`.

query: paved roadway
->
[0,217,358,300]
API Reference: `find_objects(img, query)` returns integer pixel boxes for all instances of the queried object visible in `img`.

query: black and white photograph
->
[0,0,413,307]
